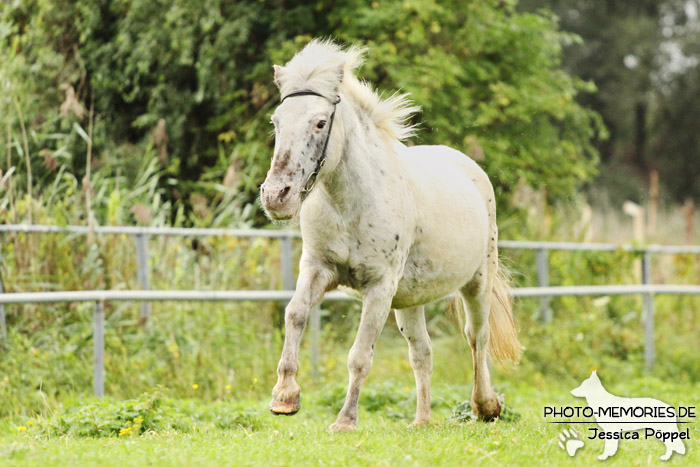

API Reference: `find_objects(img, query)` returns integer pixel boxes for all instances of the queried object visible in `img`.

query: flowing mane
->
[275,39,419,141]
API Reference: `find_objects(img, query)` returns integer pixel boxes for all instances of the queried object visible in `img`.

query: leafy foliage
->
[0,0,603,227]
[331,0,604,210]
[44,390,190,437]
[13,390,267,438]
[520,0,700,204]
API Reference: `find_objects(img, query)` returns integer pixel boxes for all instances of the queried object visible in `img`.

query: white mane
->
[276,39,419,141]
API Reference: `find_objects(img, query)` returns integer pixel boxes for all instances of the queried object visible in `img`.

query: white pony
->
[261,39,522,432]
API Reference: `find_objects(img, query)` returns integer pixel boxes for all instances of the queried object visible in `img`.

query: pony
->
[260,39,523,432]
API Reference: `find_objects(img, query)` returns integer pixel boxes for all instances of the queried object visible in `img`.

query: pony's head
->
[261,40,359,220]
[571,370,602,398]
[261,39,418,220]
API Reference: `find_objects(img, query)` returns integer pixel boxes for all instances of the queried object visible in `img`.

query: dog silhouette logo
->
[570,371,687,461]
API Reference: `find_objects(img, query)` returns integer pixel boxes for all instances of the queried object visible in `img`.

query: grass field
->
[1,376,697,466]
[1,304,699,466]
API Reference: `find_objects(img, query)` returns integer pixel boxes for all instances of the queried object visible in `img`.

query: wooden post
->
[623,201,645,243]
[648,170,658,238]
[682,199,695,244]
[623,201,645,282]
[581,203,593,242]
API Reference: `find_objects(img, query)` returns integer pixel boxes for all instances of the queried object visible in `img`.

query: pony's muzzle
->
[261,181,294,218]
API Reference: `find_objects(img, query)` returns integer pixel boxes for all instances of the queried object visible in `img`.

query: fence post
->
[135,234,151,322]
[642,251,655,371]
[536,248,552,323]
[280,235,294,291]
[94,301,105,397]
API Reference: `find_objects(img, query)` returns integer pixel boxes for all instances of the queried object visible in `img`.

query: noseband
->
[280,90,341,198]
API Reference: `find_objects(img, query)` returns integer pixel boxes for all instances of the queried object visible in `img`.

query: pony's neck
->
[320,100,399,217]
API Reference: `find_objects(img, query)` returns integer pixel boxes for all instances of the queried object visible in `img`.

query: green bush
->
[9,389,268,438]
[1,0,603,227]
[44,390,190,437]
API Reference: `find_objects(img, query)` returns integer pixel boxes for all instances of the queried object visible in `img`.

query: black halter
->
[280,90,341,198]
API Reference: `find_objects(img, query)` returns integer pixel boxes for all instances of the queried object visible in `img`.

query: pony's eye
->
[316,120,327,129]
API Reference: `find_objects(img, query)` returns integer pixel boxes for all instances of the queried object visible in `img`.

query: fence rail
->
[1,285,699,305]
[1,224,699,397]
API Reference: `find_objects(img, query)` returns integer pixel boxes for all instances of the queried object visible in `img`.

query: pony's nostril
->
[279,185,291,201]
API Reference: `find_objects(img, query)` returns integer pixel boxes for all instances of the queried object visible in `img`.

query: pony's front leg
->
[270,257,334,415]
[329,284,394,432]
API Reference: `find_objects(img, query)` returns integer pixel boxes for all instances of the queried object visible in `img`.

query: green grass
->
[1,379,697,466]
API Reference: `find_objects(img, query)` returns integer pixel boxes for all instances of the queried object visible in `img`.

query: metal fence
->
[1,224,699,397]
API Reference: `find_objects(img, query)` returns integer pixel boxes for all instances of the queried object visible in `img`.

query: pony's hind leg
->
[395,306,433,427]
[460,265,501,421]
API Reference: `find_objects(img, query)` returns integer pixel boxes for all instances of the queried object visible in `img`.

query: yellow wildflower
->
[405,387,411,392]
[17,426,27,432]
[192,384,199,389]
[253,378,258,384]
[133,416,144,424]
[225,385,231,390]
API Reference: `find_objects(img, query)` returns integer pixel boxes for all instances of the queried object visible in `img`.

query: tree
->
[1,0,603,227]
[520,0,700,204]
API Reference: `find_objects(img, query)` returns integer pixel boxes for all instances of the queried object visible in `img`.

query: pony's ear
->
[273,65,285,89]
[329,64,344,97]
[336,64,344,83]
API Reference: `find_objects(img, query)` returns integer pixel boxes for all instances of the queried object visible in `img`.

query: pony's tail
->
[488,262,524,365]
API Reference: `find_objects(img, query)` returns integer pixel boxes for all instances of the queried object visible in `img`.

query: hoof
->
[269,394,300,416]
[471,394,501,421]
[329,421,356,433]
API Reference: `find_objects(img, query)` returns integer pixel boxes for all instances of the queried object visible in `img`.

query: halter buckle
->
[300,158,326,195]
